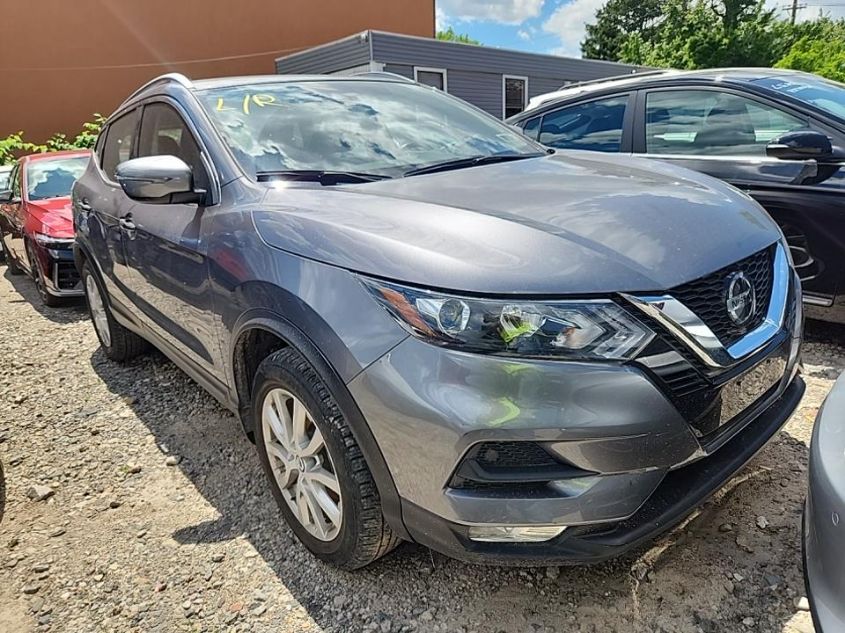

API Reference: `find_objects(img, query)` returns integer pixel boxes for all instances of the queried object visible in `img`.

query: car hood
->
[253,152,780,294]
[25,196,74,238]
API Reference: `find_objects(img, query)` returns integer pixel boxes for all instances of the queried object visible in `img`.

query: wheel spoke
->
[296,481,311,526]
[292,398,308,446]
[302,482,330,539]
[308,479,341,527]
[300,426,325,457]
[308,467,340,494]
[263,401,290,451]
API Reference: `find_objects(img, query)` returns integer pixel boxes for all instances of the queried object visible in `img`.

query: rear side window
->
[101,110,139,179]
[644,90,808,156]
[539,96,628,152]
[137,102,209,191]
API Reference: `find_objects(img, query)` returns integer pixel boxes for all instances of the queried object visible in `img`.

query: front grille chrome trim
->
[622,244,789,369]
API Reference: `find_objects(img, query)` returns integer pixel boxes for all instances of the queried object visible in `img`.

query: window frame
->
[413,67,448,92]
[97,107,142,185]
[633,85,813,160]
[535,92,635,153]
[137,97,219,206]
[502,75,529,120]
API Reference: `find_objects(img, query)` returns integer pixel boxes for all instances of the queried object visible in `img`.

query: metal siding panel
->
[446,70,503,118]
[529,76,568,99]
[276,35,371,74]
[383,64,414,79]
[370,31,641,79]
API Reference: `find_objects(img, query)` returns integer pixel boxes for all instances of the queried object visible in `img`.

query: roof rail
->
[352,71,414,82]
[118,73,194,108]
[556,68,669,91]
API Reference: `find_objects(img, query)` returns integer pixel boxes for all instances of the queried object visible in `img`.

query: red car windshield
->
[26,156,89,201]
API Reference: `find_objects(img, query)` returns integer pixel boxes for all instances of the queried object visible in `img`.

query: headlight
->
[33,233,74,250]
[362,278,653,360]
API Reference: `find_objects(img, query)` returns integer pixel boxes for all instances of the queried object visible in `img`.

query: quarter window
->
[645,90,808,156]
[522,115,541,140]
[504,76,528,119]
[138,102,209,191]
[539,96,628,152]
[101,110,139,179]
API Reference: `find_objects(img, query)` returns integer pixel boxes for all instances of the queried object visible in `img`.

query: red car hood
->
[26,197,74,238]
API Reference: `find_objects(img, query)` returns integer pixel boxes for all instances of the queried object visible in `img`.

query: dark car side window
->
[137,102,209,191]
[522,116,541,141]
[539,96,628,152]
[101,110,140,179]
[645,90,808,157]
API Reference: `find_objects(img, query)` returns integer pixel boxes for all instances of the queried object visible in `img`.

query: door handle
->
[78,199,93,212]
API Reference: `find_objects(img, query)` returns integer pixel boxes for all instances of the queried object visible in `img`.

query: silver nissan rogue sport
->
[73,73,804,569]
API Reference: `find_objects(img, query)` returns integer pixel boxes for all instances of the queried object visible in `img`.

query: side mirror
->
[766,130,833,161]
[0,190,11,204]
[115,155,202,204]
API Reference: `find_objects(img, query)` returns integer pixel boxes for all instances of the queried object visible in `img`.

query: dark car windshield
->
[753,75,845,120]
[196,79,543,179]
[26,156,89,201]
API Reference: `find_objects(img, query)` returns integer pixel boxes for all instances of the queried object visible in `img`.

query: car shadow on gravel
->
[2,266,87,323]
[89,347,813,633]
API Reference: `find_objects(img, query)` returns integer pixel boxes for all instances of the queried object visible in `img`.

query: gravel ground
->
[0,264,842,633]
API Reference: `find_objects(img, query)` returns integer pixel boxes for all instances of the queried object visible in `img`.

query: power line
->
[0,45,307,72]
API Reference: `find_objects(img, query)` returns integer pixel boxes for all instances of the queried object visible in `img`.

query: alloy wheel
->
[85,274,112,348]
[262,388,343,541]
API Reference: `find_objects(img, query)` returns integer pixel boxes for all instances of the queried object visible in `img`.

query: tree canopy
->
[436,27,481,45]
[581,0,845,82]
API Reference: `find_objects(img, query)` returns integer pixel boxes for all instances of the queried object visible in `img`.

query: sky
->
[435,0,845,58]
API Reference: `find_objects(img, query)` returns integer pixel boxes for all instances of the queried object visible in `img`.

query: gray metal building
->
[275,30,644,120]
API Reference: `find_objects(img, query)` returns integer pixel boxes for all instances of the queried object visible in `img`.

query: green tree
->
[436,27,481,45]
[776,18,845,82]
[581,0,664,61]
[619,0,786,69]
[0,114,104,165]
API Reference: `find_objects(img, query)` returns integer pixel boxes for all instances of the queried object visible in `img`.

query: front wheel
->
[81,261,147,362]
[253,348,399,569]
[26,242,62,307]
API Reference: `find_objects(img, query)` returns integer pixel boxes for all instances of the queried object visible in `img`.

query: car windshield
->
[195,79,543,179]
[753,75,845,120]
[26,156,89,201]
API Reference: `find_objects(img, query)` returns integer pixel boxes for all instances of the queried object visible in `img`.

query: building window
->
[503,76,528,119]
[414,67,447,91]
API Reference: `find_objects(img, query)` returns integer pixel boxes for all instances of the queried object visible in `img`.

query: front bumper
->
[804,373,845,633]
[31,241,83,297]
[348,279,803,563]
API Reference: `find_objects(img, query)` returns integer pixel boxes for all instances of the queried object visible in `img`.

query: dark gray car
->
[73,73,804,569]
[804,372,845,632]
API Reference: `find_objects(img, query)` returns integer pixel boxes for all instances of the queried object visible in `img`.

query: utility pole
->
[791,0,798,24]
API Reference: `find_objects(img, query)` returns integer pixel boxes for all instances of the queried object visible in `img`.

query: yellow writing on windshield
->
[215,94,285,115]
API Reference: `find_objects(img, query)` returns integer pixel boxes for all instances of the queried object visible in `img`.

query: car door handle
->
[78,199,93,212]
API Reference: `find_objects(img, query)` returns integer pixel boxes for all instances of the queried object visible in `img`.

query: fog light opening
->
[467,525,567,543]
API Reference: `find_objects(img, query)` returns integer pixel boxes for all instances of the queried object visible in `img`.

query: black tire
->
[253,347,399,569]
[1,238,23,275]
[81,261,148,362]
[26,242,62,307]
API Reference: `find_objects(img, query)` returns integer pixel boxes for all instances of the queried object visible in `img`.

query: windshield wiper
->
[256,170,392,185]
[403,153,545,177]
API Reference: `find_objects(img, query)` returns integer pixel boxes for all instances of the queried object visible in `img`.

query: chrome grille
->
[669,246,774,347]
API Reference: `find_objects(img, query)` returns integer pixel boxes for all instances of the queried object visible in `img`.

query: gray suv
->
[73,73,804,569]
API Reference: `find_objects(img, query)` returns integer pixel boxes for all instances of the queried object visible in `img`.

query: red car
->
[0,150,90,305]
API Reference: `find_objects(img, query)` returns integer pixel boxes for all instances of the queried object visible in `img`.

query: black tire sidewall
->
[252,351,366,562]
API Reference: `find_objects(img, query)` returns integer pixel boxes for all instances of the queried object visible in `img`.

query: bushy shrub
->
[0,114,104,165]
